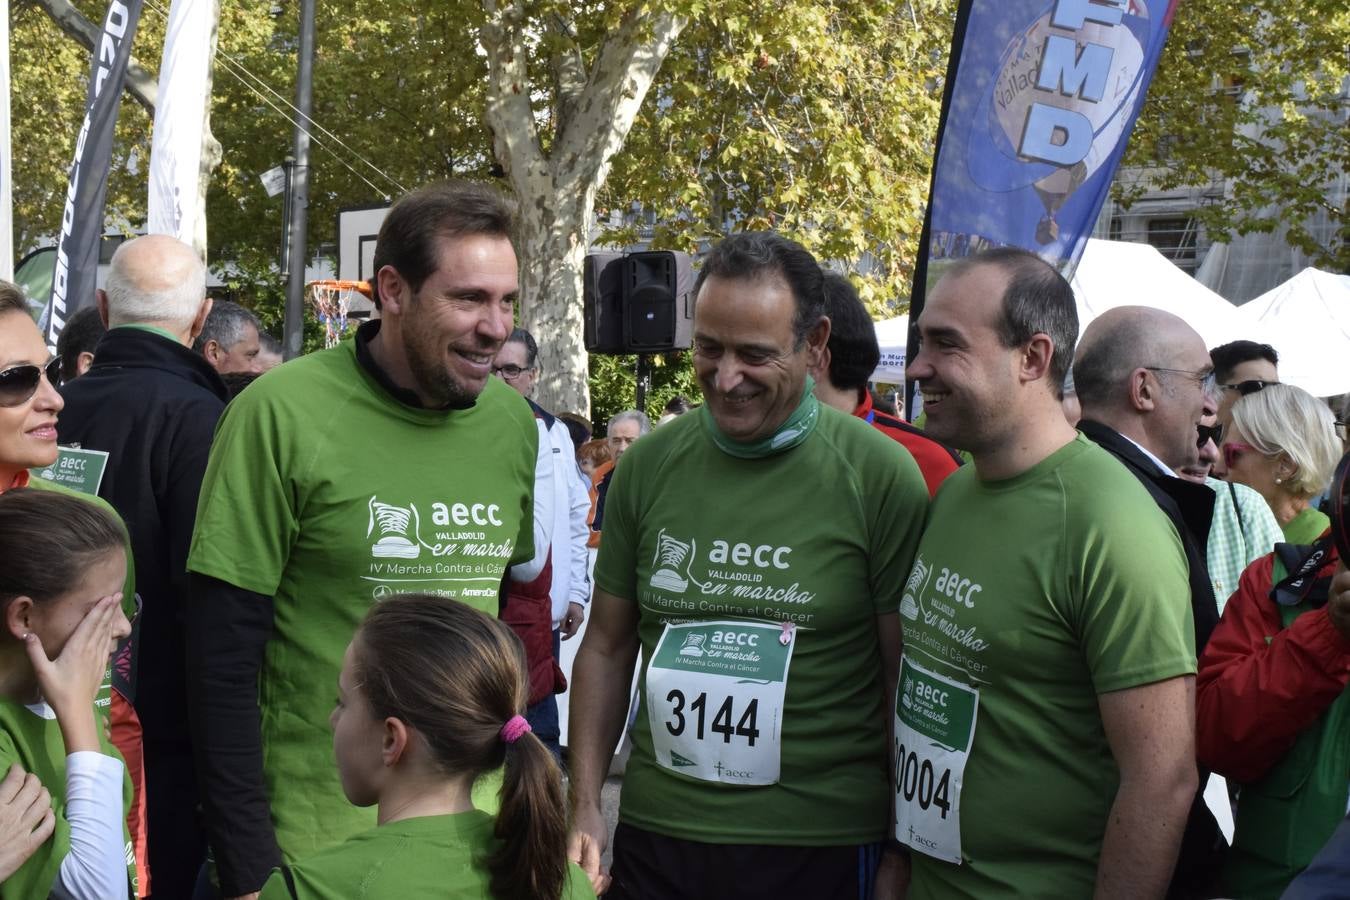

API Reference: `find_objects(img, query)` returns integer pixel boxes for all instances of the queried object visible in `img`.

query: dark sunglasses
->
[1220,379,1276,396]
[1196,422,1224,449]
[0,358,62,407]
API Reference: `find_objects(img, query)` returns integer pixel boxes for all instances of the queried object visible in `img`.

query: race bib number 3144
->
[646,620,795,786]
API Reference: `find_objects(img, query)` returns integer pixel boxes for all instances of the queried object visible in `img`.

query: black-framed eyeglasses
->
[0,358,62,407]
[1144,366,1217,396]
[491,364,534,381]
[1196,422,1224,449]
[1220,379,1276,396]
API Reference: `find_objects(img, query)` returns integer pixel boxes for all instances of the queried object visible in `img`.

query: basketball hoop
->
[307,280,371,347]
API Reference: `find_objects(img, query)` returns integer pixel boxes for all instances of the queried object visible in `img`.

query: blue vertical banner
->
[44,0,144,349]
[906,0,1179,411]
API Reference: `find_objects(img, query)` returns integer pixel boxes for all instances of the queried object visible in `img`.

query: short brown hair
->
[578,438,612,469]
[371,180,516,309]
[0,489,127,607]
[0,281,29,318]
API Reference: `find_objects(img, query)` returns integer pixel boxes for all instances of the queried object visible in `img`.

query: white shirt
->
[24,703,130,900]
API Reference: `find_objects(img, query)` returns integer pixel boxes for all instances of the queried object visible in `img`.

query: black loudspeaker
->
[622,251,694,352]
[584,252,626,353]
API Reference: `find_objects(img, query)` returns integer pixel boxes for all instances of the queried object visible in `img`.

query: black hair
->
[692,232,825,347]
[56,306,107,380]
[1210,340,1279,384]
[505,327,538,368]
[945,247,1078,391]
[821,271,881,392]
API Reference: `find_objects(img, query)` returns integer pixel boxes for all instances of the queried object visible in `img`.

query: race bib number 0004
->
[646,620,795,786]
[894,655,979,864]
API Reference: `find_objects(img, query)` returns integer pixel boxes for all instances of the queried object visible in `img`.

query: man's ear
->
[382,716,411,767]
[809,344,831,381]
[189,298,213,345]
[5,597,35,641]
[1128,367,1157,413]
[376,266,409,317]
[95,290,111,329]
[1018,334,1056,385]
[76,351,96,377]
[201,339,221,365]
[805,316,831,370]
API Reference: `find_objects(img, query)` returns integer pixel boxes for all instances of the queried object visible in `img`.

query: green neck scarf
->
[701,376,821,459]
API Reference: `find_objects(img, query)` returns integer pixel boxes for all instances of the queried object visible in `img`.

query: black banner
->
[44,0,144,348]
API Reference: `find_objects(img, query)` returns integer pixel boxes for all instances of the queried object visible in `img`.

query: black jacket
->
[1079,419,1225,899]
[58,326,228,748]
[1078,420,1220,650]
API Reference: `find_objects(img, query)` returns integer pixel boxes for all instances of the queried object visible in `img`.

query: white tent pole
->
[0,0,12,281]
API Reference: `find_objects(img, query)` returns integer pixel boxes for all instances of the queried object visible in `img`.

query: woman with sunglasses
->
[0,283,150,893]
[1224,383,1342,544]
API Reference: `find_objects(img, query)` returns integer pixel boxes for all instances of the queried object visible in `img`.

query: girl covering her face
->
[0,488,135,899]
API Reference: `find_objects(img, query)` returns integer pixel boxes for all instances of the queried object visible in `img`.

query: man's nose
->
[714,357,743,394]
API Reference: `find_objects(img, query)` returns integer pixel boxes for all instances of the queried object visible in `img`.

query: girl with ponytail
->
[259,593,594,899]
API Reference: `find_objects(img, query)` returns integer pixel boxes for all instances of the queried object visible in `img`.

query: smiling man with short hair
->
[568,231,928,900]
[184,181,541,899]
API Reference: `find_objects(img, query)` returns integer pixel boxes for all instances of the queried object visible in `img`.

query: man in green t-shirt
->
[567,232,929,899]
[898,248,1198,899]
[185,181,540,899]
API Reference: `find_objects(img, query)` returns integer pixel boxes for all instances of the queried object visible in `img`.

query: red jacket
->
[500,551,567,706]
[853,391,962,498]
[1196,544,1350,783]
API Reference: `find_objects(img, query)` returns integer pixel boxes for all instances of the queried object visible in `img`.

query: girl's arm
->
[26,596,130,899]
[50,751,128,900]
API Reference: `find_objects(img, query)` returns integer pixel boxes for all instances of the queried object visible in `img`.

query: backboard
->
[337,204,390,284]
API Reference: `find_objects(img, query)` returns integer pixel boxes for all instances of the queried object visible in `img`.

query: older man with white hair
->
[57,233,228,898]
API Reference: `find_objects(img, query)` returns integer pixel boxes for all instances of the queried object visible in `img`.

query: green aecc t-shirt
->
[594,405,929,845]
[0,701,134,900]
[257,811,595,899]
[187,340,537,862]
[901,434,1196,899]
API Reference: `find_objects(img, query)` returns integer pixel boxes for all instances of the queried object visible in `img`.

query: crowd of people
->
[0,176,1346,900]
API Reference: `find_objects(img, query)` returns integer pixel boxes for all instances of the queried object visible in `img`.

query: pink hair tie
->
[500,715,532,744]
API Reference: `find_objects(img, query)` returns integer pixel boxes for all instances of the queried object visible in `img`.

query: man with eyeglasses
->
[493,327,591,760]
[1073,305,1227,898]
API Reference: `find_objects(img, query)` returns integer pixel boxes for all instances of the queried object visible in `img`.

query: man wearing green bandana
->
[567,232,929,900]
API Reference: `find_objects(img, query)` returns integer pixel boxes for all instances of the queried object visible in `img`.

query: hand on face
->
[24,594,127,751]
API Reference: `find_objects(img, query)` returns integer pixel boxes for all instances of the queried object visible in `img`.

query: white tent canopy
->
[1070,239,1256,349]
[1236,267,1350,397]
[867,241,1350,392]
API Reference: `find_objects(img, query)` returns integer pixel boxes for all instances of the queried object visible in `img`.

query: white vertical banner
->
[0,0,13,280]
[147,0,212,245]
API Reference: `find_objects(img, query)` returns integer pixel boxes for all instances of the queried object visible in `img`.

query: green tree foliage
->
[587,351,702,431]
[600,0,955,317]
[1124,1,1350,269]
